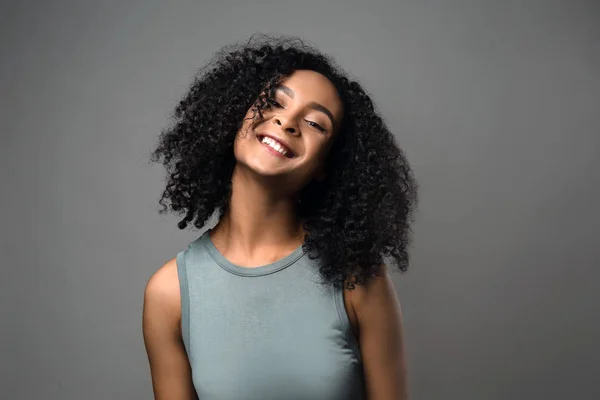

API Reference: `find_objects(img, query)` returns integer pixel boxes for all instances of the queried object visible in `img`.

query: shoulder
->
[143,257,182,333]
[346,264,400,313]
[345,264,408,398]
[143,257,198,398]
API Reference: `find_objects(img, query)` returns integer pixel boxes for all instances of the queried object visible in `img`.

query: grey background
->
[2,0,599,399]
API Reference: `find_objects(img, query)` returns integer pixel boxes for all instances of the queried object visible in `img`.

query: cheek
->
[234,114,258,147]
[308,139,333,162]
[233,131,251,160]
[299,142,330,174]
[233,128,250,160]
[233,134,241,155]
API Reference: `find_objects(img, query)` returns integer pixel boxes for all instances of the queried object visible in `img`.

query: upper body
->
[143,34,417,400]
[144,241,407,399]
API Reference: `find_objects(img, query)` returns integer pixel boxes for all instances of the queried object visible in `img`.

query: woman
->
[143,34,418,400]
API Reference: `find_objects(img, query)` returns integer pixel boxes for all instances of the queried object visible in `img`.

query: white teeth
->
[261,136,289,156]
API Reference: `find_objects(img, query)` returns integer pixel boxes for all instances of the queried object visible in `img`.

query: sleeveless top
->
[176,230,366,399]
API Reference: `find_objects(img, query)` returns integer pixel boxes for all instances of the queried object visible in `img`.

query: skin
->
[143,70,408,399]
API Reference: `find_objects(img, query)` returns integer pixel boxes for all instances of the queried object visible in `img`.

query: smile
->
[256,135,295,158]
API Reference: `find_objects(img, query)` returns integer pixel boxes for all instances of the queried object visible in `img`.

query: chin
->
[234,157,284,175]
[251,164,291,178]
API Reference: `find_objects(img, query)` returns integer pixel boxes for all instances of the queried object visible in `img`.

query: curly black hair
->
[150,33,418,289]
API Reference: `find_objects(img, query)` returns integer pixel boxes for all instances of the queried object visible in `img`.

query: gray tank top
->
[176,230,365,399]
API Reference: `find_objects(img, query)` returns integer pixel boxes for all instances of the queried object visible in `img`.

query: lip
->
[255,132,295,158]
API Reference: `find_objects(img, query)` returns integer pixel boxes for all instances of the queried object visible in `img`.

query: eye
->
[266,98,283,108]
[305,120,327,133]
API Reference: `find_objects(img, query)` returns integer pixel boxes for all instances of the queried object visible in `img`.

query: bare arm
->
[348,265,409,400]
[143,258,198,400]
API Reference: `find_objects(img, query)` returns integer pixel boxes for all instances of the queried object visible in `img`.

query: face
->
[234,69,344,192]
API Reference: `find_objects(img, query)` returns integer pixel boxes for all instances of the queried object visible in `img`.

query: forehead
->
[277,70,343,120]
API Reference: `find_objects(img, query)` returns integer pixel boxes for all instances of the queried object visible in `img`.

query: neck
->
[210,164,305,257]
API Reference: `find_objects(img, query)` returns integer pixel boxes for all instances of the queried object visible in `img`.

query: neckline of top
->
[201,230,307,277]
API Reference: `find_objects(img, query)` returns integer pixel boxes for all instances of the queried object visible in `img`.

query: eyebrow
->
[276,84,336,128]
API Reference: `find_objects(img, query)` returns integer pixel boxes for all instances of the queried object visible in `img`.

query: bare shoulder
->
[145,257,180,296]
[144,257,182,334]
[346,264,401,312]
[143,257,198,399]
[345,265,408,399]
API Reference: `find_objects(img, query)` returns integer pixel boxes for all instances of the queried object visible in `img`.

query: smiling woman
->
[144,34,418,400]
[235,70,343,186]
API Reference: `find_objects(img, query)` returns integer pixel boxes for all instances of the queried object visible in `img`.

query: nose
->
[273,116,299,136]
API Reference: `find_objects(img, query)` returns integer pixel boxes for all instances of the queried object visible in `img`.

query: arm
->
[348,265,409,400]
[143,258,198,400]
